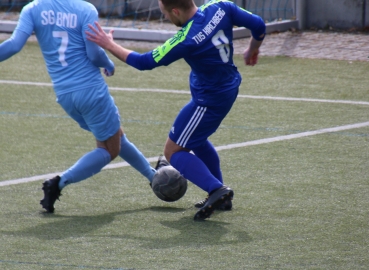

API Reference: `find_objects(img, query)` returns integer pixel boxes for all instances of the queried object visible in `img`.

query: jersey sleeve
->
[226,2,266,40]
[0,3,34,61]
[15,2,35,36]
[126,51,157,70]
[0,29,29,61]
[83,3,115,71]
[126,24,192,71]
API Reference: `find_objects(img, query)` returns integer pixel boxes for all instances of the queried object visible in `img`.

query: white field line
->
[1,80,369,106]
[215,121,369,151]
[1,121,369,187]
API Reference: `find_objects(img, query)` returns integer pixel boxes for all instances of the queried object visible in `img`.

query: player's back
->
[25,0,104,94]
[181,2,241,104]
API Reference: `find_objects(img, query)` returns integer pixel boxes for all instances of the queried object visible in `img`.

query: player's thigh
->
[169,98,235,149]
[57,91,90,132]
[57,85,121,142]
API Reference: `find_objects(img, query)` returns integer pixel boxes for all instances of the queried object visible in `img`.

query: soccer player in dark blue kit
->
[87,0,266,220]
[0,0,158,213]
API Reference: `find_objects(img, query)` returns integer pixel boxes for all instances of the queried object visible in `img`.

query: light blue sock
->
[170,151,223,194]
[59,147,111,190]
[119,134,156,182]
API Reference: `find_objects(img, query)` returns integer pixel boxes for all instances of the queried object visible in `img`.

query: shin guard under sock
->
[170,151,223,193]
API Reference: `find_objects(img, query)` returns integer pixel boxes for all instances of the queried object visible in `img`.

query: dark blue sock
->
[59,147,111,189]
[170,151,223,193]
[192,140,223,183]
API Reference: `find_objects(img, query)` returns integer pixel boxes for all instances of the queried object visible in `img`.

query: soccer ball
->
[151,165,187,202]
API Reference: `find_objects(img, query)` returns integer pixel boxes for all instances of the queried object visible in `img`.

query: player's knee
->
[163,149,172,163]
[109,147,120,160]
[97,137,120,160]
[164,138,186,163]
[163,142,174,162]
[106,128,122,160]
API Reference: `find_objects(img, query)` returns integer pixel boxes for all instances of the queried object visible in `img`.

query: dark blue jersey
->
[127,0,265,105]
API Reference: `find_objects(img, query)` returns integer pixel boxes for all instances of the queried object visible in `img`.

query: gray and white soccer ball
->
[151,165,187,202]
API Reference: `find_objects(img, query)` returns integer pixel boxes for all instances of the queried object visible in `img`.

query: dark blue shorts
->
[57,84,121,142]
[169,90,238,149]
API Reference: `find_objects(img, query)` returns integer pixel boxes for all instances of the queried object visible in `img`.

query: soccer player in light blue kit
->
[87,0,266,220]
[0,0,158,213]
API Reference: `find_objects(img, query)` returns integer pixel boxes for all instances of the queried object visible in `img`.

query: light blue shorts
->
[57,84,121,141]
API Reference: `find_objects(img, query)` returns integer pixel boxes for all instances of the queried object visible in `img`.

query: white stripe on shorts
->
[176,106,207,147]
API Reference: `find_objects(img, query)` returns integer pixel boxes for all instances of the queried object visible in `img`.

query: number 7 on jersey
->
[53,31,69,67]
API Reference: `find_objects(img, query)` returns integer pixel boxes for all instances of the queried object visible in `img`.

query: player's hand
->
[244,48,259,66]
[104,68,115,77]
[86,22,114,50]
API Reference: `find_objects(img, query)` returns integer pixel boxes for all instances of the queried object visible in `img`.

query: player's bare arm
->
[86,21,133,63]
[244,35,264,66]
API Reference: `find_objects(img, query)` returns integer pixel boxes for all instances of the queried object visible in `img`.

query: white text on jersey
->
[41,11,77,28]
[192,8,226,44]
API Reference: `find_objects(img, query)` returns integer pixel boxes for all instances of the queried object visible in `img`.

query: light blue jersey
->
[14,0,114,95]
[1,0,157,201]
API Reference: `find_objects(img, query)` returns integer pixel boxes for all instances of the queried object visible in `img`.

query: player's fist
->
[104,68,114,77]
[244,48,259,66]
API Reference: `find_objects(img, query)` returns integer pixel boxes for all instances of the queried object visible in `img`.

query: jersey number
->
[211,30,230,63]
[52,31,69,67]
